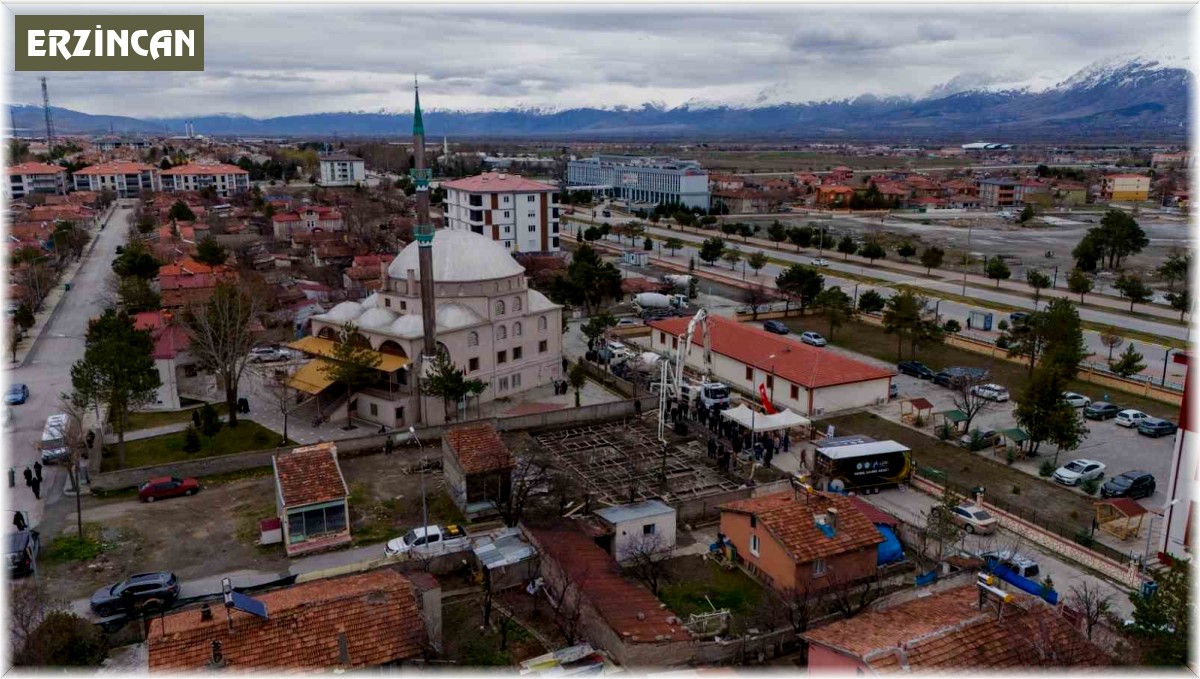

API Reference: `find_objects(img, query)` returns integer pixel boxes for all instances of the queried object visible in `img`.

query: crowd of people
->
[661,396,802,475]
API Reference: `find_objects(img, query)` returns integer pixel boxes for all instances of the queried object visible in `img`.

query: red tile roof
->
[1096,497,1148,518]
[848,496,899,527]
[527,522,692,643]
[446,424,513,475]
[722,491,883,564]
[6,162,65,176]
[442,172,557,193]
[273,442,348,508]
[133,311,191,359]
[649,315,893,389]
[73,161,156,175]
[160,163,249,176]
[148,570,426,671]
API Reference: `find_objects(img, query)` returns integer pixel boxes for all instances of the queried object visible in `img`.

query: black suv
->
[7,530,39,578]
[897,361,935,379]
[1100,471,1156,499]
[90,572,180,617]
[1083,402,1121,420]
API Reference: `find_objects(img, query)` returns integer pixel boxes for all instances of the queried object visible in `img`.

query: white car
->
[970,383,1010,402]
[615,318,642,328]
[1061,392,1092,408]
[603,341,635,361]
[1053,459,1106,486]
[811,258,830,267]
[800,331,827,347]
[1115,409,1149,428]
[249,347,285,363]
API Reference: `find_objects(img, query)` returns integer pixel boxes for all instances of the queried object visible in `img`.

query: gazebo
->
[996,428,1031,458]
[1094,498,1148,541]
[937,409,969,433]
[901,398,935,425]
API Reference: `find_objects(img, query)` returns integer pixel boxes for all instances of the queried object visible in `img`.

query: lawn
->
[791,316,1180,421]
[122,403,229,432]
[102,420,289,471]
[659,555,765,634]
[442,595,546,666]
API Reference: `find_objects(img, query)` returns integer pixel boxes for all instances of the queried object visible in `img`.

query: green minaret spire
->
[412,77,425,137]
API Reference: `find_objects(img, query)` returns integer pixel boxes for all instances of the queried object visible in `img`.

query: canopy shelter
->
[937,409,969,432]
[289,336,410,373]
[1094,498,1148,541]
[901,398,935,425]
[289,358,337,395]
[997,428,1031,458]
[720,404,810,432]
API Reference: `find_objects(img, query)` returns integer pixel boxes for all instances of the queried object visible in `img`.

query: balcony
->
[468,195,484,207]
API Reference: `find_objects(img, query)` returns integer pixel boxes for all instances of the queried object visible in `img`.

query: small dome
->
[323,301,363,323]
[528,289,558,312]
[388,229,525,282]
[436,303,483,330]
[357,307,398,330]
[389,315,424,338]
[360,292,380,309]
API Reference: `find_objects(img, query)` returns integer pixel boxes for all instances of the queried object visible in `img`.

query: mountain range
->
[10,55,1190,142]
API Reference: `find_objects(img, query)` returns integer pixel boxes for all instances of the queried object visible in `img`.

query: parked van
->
[40,413,70,465]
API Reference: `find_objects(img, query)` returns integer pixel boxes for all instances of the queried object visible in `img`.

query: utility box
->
[967,310,993,332]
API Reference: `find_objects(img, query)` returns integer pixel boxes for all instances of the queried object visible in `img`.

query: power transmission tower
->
[40,76,55,154]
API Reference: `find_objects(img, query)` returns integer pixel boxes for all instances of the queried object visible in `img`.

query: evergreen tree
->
[985,257,1011,287]
[1110,344,1147,378]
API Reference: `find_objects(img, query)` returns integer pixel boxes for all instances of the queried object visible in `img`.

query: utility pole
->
[40,77,55,155]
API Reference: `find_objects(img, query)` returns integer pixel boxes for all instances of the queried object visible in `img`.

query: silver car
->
[800,331,827,347]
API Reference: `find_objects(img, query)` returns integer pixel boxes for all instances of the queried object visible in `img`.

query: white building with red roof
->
[442,172,561,252]
[133,310,197,410]
[72,160,161,196]
[160,162,250,197]
[648,315,894,416]
[4,162,67,200]
[271,204,345,239]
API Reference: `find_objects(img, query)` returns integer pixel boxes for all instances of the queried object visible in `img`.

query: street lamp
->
[409,426,428,532]
[853,284,860,309]
[934,299,942,323]
[1161,348,1176,387]
[767,353,777,401]
[1051,265,1059,289]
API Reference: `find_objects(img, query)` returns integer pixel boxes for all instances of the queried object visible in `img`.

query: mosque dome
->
[388,229,525,283]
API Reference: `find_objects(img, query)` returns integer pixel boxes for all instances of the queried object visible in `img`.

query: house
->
[147,570,434,671]
[803,583,1109,672]
[976,178,1019,208]
[1101,174,1151,202]
[712,189,770,214]
[719,491,883,594]
[156,258,238,307]
[273,442,351,556]
[72,161,161,196]
[593,500,677,564]
[1012,178,1050,206]
[815,185,856,208]
[442,423,513,518]
[272,205,345,239]
[160,162,250,197]
[1052,181,1089,207]
[828,166,854,182]
[343,254,396,296]
[319,152,366,186]
[708,174,745,192]
[133,310,199,410]
[1151,151,1190,170]
[442,172,562,252]
[5,162,67,200]
[648,315,894,416]
[793,172,821,187]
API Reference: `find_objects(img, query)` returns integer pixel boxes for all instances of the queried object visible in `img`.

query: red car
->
[138,476,200,502]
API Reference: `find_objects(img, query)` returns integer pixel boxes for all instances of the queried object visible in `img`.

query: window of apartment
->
[672,337,678,350]
[539,340,548,353]
[527,195,536,203]
[552,237,560,248]
[513,346,523,360]
[384,298,391,308]
[512,373,521,388]
[528,224,536,232]
[495,300,505,315]
[504,226,511,234]
[514,322,523,336]
[790,384,799,400]
[539,316,548,331]
[745,366,754,381]
[496,325,507,340]
[552,223,559,234]
[513,297,522,312]
[394,407,404,422]
[659,332,666,344]
[503,195,511,204]
[813,558,826,576]
[750,534,760,556]
[498,376,509,392]
[468,331,479,347]
[528,213,536,220]
[504,211,510,218]
[750,515,757,528]
[497,350,507,364]
[643,524,656,535]
[400,301,407,310]
[468,357,479,372]
[369,403,379,416]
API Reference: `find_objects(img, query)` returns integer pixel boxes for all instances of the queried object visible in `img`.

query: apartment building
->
[1101,174,1151,202]
[72,161,161,196]
[4,162,68,200]
[975,177,1019,208]
[160,163,251,197]
[318,153,366,186]
[442,172,561,252]
[271,205,345,239]
[567,155,710,210]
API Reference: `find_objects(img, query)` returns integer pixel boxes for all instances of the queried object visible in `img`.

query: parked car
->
[384,524,472,559]
[1115,409,1149,428]
[970,383,1010,402]
[138,476,201,502]
[935,503,998,535]
[1101,470,1156,499]
[1053,459,1106,486]
[4,383,29,405]
[932,371,954,387]
[811,258,829,267]
[1083,402,1121,420]
[933,366,988,388]
[763,320,789,335]
[249,347,285,363]
[615,318,642,328]
[959,429,1000,449]
[602,210,612,218]
[980,550,1040,579]
[897,361,935,379]
[601,341,635,362]
[1061,392,1092,408]
[1138,418,1178,438]
[800,331,827,347]
[7,529,39,578]
[90,572,181,617]
[1009,311,1030,325]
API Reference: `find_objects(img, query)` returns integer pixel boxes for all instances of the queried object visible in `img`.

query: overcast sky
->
[5,4,1192,119]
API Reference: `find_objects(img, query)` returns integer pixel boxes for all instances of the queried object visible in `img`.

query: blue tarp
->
[876,525,904,565]
[986,560,1059,605]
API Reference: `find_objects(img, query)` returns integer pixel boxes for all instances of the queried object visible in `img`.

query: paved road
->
[7,203,133,529]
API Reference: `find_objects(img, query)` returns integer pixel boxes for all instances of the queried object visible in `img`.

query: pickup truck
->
[384,524,472,558]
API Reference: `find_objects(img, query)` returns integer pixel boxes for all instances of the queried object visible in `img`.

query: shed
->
[1095,498,1148,541]
[900,397,935,425]
[937,409,969,432]
[272,442,350,556]
[442,423,514,519]
[622,250,650,267]
[594,500,677,563]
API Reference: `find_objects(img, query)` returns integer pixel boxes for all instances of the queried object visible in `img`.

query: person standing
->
[783,430,791,453]
[707,437,717,460]
[33,461,42,483]
[29,477,40,500]
[12,512,26,532]
[22,467,33,487]
[79,453,90,485]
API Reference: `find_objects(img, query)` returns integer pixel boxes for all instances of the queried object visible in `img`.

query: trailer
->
[814,440,912,494]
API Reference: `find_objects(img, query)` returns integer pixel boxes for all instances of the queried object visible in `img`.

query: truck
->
[633,292,689,314]
[384,524,473,559]
[680,379,731,410]
[813,440,911,494]
[660,275,694,292]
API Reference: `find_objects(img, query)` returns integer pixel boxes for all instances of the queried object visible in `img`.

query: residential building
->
[648,315,893,416]
[803,583,1108,672]
[160,162,250,197]
[442,423,514,518]
[593,500,677,564]
[133,310,199,411]
[567,155,709,210]
[5,162,67,200]
[1151,151,1191,170]
[976,177,1019,208]
[1012,178,1050,206]
[156,258,238,308]
[442,172,561,252]
[319,152,366,186]
[271,205,345,239]
[719,491,882,594]
[147,570,434,671]
[828,166,854,182]
[708,174,745,192]
[712,189,770,214]
[273,442,351,556]
[72,161,161,196]
[1101,174,1151,202]
[343,253,396,296]
[815,185,855,208]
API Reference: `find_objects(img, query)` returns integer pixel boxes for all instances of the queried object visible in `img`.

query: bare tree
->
[544,573,586,646]
[742,284,773,320]
[1099,328,1125,362]
[181,281,262,427]
[951,373,994,435]
[250,362,297,445]
[8,582,65,654]
[622,533,673,595]
[915,486,966,572]
[58,394,92,539]
[499,451,552,528]
[825,568,885,619]
[1068,581,1114,641]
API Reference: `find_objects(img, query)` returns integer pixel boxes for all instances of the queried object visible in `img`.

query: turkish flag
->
[758,384,777,414]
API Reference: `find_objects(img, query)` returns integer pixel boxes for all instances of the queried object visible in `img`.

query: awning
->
[720,405,810,432]
[999,427,1030,443]
[289,359,337,395]
[938,409,968,423]
[289,336,410,372]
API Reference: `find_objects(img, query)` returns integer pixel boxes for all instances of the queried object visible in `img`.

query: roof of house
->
[273,442,348,508]
[132,311,191,359]
[73,161,156,175]
[848,496,899,528]
[445,424,513,475]
[442,172,557,193]
[721,491,883,564]
[320,152,364,162]
[1105,173,1149,180]
[148,570,426,671]
[802,584,1108,672]
[160,163,249,176]
[6,162,66,176]
[595,500,675,526]
[527,522,691,644]
[648,315,893,389]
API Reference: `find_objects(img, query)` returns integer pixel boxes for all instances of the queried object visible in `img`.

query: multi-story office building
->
[72,161,161,197]
[567,155,709,210]
[442,172,561,252]
[160,163,251,197]
[318,153,366,186]
[4,162,67,200]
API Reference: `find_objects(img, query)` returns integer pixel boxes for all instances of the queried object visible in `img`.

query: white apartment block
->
[5,162,67,200]
[160,163,251,197]
[72,161,161,197]
[567,154,710,210]
[318,153,366,186]
[442,173,561,253]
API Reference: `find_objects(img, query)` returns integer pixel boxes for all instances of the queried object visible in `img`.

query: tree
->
[14,611,107,667]
[918,486,967,573]
[951,373,994,434]
[194,236,228,266]
[943,319,961,335]
[742,285,772,320]
[51,221,88,260]
[199,402,222,441]
[116,276,160,313]
[319,322,382,416]
[1114,273,1153,310]
[881,290,925,360]
[1098,209,1149,269]
[664,237,683,256]
[70,309,161,468]
[643,237,653,251]
[1099,327,1124,361]
[1157,250,1191,292]
[721,245,742,270]
[737,223,755,242]
[720,222,739,239]
[1066,268,1093,303]
[1067,582,1113,642]
[1025,269,1052,307]
[1013,366,1088,459]
[919,246,945,274]
[111,238,160,279]
[857,289,885,314]
[568,361,587,407]
[858,241,886,264]
[167,200,196,222]
[787,226,813,252]
[580,312,617,351]
[746,250,769,276]
[985,257,1011,287]
[814,286,854,338]
[1019,204,1034,223]
[836,235,857,260]
[551,245,622,315]
[13,303,35,332]
[182,425,201,454]
[182,282,261,427]
[1072,231,1104,272]
[1110,343,1146,378]
[896,241,917,262]
[422,351,469,420]
[623,534,673,595]
[9,581,66,655]
[766,221,788,244]
[1004,299,1087,379]
[1127,558,1189,666]
[775,264,824,315]
[1166,288,1191,321]
[698,237,726,265]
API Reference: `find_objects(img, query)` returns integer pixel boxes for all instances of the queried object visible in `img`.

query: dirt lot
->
[659,555,767,635]
[442,593,547,667]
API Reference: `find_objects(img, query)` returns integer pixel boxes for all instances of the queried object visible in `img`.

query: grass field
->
[103,420,288,471]
[122,403,230,432]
